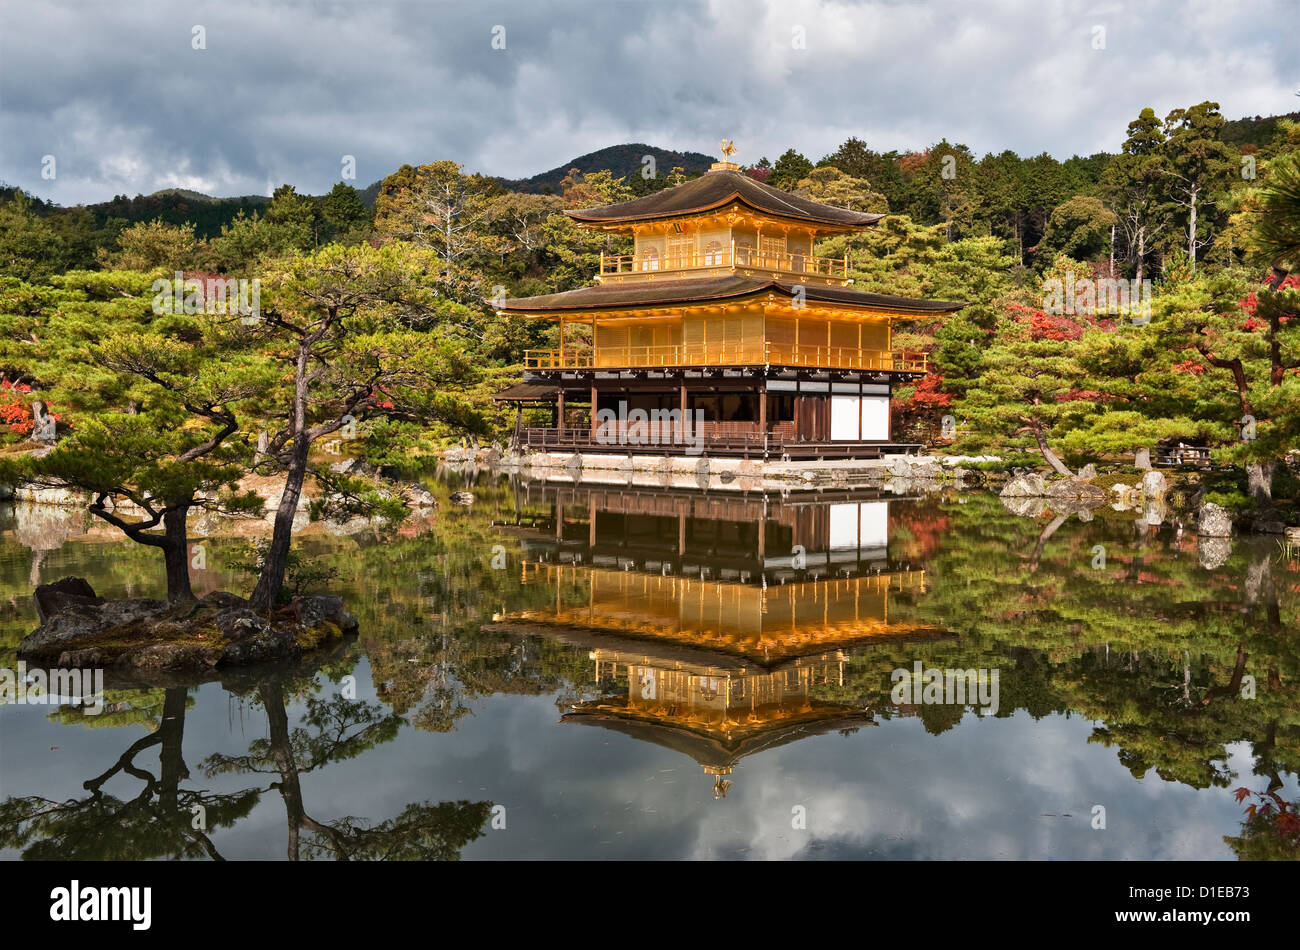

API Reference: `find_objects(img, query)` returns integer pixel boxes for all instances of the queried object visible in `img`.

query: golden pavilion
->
[495,147,966,459]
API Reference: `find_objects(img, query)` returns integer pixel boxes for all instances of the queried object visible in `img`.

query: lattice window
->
[759,235,785,267]
[667,234,694,269]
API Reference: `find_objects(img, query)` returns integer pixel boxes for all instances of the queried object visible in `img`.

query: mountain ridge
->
[6,109,1297,219]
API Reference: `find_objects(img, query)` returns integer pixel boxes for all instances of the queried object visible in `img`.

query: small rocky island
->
[19,577,358,673]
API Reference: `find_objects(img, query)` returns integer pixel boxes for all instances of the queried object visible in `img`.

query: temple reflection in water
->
[491,482,945,796]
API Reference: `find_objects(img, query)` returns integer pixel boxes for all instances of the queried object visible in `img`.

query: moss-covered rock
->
[18,577,358,673]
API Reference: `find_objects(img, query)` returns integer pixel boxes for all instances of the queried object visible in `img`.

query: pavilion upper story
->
[567,162,882,286]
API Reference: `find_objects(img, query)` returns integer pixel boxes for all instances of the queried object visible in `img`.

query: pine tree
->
[0,269,265,602]
[247,242,480,609]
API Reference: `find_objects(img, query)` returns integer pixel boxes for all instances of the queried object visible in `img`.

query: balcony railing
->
[523,343,928,373]
[600,243,848,279]
[766,343,929,373]
[520,426,924,458]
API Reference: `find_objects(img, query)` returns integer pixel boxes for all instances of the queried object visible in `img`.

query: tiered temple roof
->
[501,274,967,315]
[564,166,884,230]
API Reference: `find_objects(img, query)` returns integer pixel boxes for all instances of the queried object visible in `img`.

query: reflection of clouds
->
[529,710,1264,860]
[6,681,1295,860]
[4,1,1298,204]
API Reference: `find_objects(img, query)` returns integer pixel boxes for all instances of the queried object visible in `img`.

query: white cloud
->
[1,0,1296,204]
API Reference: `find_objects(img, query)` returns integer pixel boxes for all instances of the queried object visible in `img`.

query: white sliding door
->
[861,395,890,440]
[830,395,860,440]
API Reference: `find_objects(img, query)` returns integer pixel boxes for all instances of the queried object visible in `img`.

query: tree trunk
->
[260,679,304,861]
[1244,545,1283,631]
[1031,425,1073,476]
[162,507,195,604]
[1246,460,1275,509]
[1187,186,1198,272]
[29,400,57,443]
[255,429,271,469]
[157,687,189,812]
[510,404,523,452]
[251,342,311,611]
[1029,513,1068,572]
[1201,643,1248,707]
[250,438,308,610]
[1135,226,1145,284]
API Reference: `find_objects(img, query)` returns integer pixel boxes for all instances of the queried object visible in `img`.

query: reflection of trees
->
[315,478,590,732]
[202,679,490,860]
[2,673,492,861]
[1225,787,1300,860]
[879,496,1300,803]
[0,688,257,860]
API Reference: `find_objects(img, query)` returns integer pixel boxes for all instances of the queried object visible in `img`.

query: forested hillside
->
[2,101,1298,519]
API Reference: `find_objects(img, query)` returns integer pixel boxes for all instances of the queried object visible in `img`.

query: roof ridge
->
[565,168,883,228]
[499,274,966,313]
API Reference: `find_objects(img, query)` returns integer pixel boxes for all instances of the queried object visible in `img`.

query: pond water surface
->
[2,474,1297,860]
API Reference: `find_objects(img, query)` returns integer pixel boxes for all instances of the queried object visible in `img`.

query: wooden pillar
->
[556,390,565,433]
[559,315,566,366]
[678,512,686,557]
[588,494,597,548]
[887,382,893,442]
[680,382,688,444]
[590,382,598,439]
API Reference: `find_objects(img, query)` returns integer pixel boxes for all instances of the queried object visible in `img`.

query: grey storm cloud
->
[1,0,1297,205]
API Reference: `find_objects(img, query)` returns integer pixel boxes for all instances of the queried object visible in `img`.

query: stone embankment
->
[998,464,1257,569]
[485,448,994,492]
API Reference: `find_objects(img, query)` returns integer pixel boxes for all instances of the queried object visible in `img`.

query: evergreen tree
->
[0,270,265,602]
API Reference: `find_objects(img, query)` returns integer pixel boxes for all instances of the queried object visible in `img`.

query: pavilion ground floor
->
[495,365,923,459]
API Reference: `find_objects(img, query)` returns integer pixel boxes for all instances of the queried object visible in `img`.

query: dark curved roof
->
[491,382,559,402]
[566,168,884,229]
[562,707,875,770]
[500,275,967,314]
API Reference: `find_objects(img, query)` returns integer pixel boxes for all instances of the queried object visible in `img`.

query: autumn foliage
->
[0,378,56,436]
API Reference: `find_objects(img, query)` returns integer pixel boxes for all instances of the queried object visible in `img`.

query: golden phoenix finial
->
[720,139,737,160]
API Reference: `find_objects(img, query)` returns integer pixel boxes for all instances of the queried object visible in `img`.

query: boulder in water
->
[34,576,103,624]
[1197,502,1233,538]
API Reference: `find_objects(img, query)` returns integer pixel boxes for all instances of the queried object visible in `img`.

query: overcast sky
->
[2,0,1297,206]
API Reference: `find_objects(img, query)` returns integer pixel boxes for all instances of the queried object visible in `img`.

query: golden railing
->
[765,343,929,373]
[523,344,927,373]
[525,343,761,369]
[600,243,848,278]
